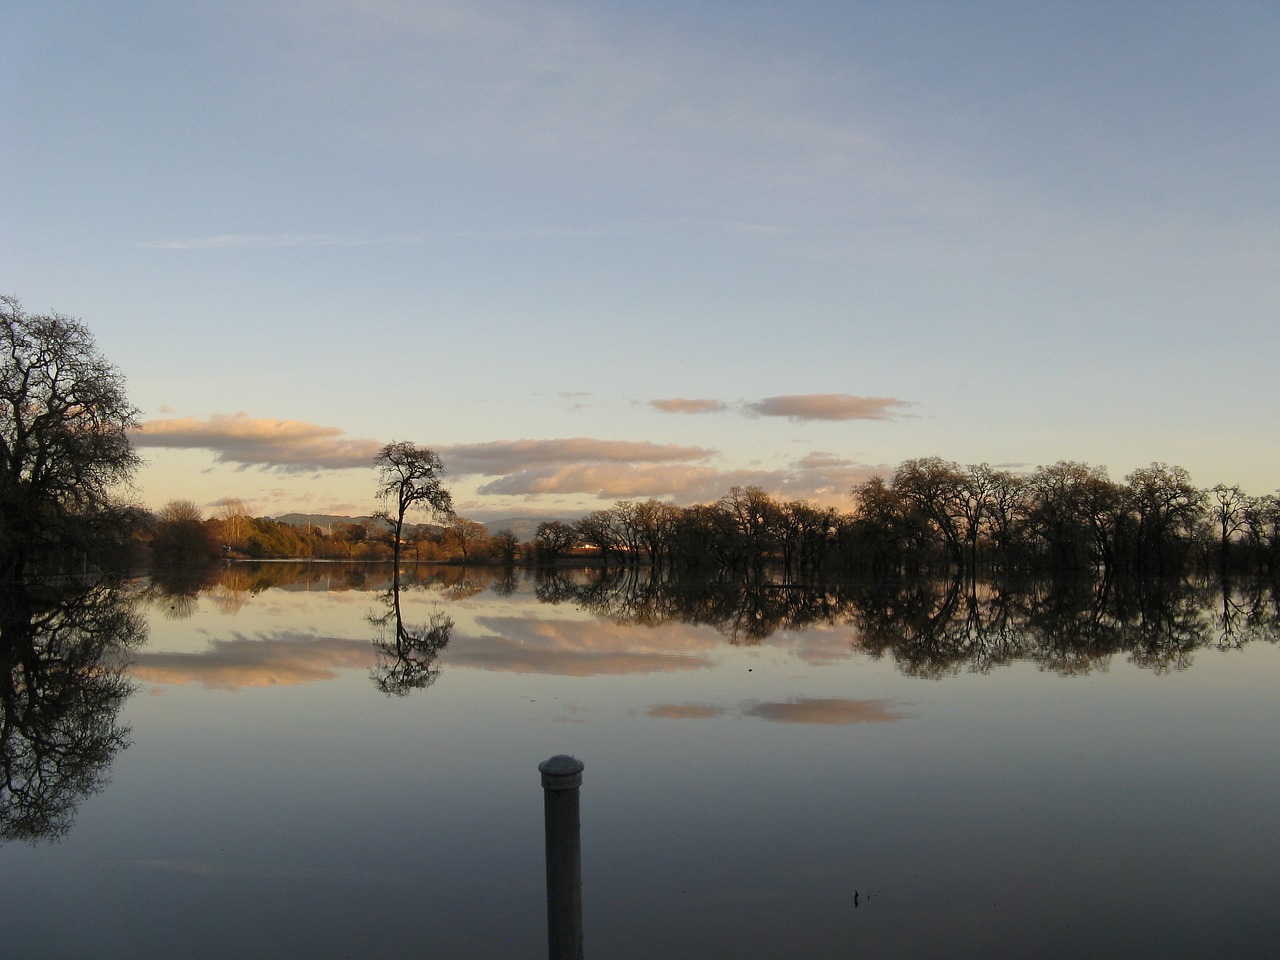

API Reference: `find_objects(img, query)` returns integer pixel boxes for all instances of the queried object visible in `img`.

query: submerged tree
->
[373,442,454,585]
[1,296,141,581]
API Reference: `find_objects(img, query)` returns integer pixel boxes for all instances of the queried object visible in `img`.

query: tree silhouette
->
[1,297,141,581]
[373,442,453,588]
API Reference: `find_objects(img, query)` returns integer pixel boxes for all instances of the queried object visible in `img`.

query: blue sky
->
[5,0,1277,520]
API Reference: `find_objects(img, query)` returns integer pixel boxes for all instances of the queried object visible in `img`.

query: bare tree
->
[492,528,520,566]
[373,442,453,586]
[1209,484,1251,570]
[1123,463,1205,573]
[535,520,578,563]
[213,497,251,549]
[446,517,490,562]
[2,296,141,580]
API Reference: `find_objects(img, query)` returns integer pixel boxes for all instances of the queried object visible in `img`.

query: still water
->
[4,565,1278,959]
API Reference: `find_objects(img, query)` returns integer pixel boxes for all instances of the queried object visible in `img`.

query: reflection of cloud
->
[129,633,373,690]
[130,413,382,472]
[744,697,913,724]
[122,859,396,882]
[450,616,718,675]
[650,398,729,414]
[450,639,705,675]
[648,703,727,719]
[745,394,915,421]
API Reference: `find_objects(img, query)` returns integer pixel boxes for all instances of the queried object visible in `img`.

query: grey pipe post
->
[539,754,585,960]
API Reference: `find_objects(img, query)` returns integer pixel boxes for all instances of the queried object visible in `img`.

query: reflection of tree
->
[489,569,518,596]
[1207,576,1279,650]
[144,565,222,619]
[531,568,1280,677]
[368,585,453,696]
[1,582,144,843]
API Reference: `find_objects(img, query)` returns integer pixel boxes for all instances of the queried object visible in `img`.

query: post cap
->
[539,754,584,790]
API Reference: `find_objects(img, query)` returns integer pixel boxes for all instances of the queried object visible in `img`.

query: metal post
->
[539,754,584,960]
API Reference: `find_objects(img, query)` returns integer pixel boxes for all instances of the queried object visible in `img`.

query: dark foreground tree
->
[1,297,140,581]
[373,442,454,585]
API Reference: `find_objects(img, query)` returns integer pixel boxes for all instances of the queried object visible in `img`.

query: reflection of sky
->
[130,580,870,689]
[7,578,1279,959]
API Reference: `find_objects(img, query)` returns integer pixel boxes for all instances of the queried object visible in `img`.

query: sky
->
[4,0,1277,522]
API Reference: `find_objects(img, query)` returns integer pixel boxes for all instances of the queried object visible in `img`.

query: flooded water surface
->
[4,565,1278,959]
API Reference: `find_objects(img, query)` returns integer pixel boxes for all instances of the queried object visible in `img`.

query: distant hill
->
[273,513,569,542]
[479,517,555,541]
[274,513,447,536]
[275,513,387,533]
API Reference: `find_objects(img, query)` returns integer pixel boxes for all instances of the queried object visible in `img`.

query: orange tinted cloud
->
[746,394,914,421]
[650,398,730,414]
[743,697,914,724]
[131,413,382,471]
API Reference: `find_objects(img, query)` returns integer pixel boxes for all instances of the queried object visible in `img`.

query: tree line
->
[3,297,1277,583]
[525,461,1278,579]
[136,458,1279,579]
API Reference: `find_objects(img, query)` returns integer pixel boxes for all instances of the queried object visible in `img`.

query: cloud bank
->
[134,413,882,507]
[131,413,383,471]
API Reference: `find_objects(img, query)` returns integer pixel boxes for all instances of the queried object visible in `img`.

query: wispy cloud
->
[745,394,915,421]
[650,398,730,414]
[138,233,424,250]
[259,0,978,236]
[651,394,915,422]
